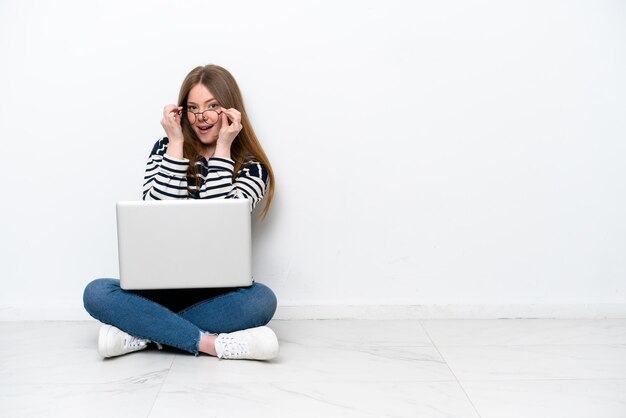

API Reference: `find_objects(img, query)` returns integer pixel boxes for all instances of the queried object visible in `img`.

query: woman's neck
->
[199,144,216,159]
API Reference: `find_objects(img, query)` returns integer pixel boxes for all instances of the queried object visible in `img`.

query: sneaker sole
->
[97,325,114,358]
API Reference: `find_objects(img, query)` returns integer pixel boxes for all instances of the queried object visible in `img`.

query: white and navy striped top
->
[142,137,269,210]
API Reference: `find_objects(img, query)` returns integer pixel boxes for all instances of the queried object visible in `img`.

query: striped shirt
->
[142,137,269,210]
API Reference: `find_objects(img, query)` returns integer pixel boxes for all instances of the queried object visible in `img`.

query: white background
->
[1,0,625,319]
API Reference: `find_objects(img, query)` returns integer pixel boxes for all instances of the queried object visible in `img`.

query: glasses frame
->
[183,107,223,125]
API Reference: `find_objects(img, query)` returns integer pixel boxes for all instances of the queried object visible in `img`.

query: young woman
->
[83,64,279,360]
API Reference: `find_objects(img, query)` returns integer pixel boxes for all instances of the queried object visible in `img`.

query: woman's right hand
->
[160,105,184,144]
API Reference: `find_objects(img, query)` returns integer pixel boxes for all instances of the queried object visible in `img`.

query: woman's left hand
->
[216,108,243,148]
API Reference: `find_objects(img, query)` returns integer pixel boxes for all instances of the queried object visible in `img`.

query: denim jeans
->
[83,278,277,354]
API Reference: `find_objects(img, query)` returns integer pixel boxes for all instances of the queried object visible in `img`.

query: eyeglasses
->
[184,108,223,125]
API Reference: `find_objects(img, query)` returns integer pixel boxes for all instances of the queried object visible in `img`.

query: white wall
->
[1,0,625,320]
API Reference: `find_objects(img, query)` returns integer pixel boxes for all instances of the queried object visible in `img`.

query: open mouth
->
[198,125,214,133]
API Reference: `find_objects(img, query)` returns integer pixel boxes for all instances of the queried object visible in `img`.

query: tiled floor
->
[1,319,625,417]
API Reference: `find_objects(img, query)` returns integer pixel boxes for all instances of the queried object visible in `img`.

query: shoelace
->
[218,336,249,358]
[124,336,148,350]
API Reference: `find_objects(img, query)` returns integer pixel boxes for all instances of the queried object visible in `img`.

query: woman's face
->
[186,83,222,145]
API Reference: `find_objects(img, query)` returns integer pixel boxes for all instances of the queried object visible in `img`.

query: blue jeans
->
[83,279,277,354]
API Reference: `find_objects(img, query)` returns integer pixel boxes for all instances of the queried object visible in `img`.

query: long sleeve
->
[142,137,191,200]
[201,158,269,210]
[142,138,269,210]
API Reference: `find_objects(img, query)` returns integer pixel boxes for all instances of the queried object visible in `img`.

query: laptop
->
[117,199,252,290]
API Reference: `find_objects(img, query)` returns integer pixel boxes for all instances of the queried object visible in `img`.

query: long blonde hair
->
[177,65,275,221]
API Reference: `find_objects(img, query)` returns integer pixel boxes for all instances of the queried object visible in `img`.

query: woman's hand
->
[216,108,243,148]
[160,104,184,144]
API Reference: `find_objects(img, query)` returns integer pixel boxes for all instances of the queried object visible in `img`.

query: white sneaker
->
[98,324,150,358]
[214,326,279,360]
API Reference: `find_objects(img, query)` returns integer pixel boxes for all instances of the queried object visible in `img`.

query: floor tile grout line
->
[418,319,484,418]
[442,377,626,383]
[416,343,626,348]
[146,355,175,418]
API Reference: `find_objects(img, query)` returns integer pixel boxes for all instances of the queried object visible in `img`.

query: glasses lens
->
[202,110,220,125]
[186,111,197,124]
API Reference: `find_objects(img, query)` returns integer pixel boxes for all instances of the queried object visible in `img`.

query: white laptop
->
[117,199,252,290]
